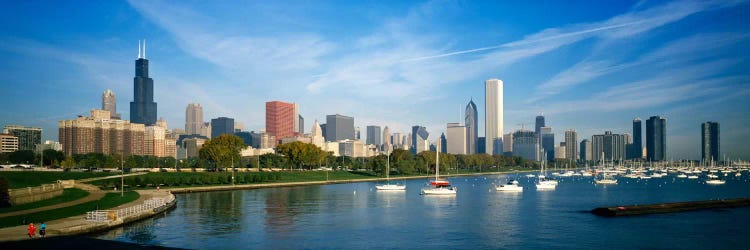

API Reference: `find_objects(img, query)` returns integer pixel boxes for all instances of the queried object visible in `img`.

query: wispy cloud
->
[540,59,747,114]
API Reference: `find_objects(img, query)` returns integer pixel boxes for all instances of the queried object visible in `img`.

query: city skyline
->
[1,1,749,159]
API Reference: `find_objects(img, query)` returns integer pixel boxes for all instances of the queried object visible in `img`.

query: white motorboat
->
[376,147,406,191]
[687,175,699,179]
[536,181,556,190]
[525,174,536,178]
[422,145,456,195]
[706,177,726,185]
[676,174,688,178]
[496,180,523,192]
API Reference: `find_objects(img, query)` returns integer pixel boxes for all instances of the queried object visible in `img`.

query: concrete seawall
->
[50,196,177,236]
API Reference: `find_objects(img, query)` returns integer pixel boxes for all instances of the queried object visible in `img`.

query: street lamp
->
[120,153,124,197]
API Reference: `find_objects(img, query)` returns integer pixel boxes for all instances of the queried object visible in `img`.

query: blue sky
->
[1,0,749,160]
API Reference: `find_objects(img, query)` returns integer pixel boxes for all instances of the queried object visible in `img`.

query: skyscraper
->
[580,139,592,162]
[701,121,720,162]
[630,118,642,160]
[439,133,447,154]
[465,99,478,154]
[298,115,304,134]
[265,101,299,140]
[535,115,545,139]
[485,79,503,155]
[411,126,429,154]
[446,123,467,155]
[210,117,235,138]
[646,116,667,161]
[502,133,513,154]
[185,103,203,135]
[366,126,382,146]
[383,126,391,149]
[592,131,628,162]
[3,125,41,151]
[565,130,578,161]
[130,40,158,125]
[540,127,554,162]
[512,130,539,161]
[326,114,354,141]
[102,89,120,119]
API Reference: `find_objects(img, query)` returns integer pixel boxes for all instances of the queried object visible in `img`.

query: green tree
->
[199,134,247,170]
[61,156,76,169]
[9,150,35,164]
[275,141,328,170]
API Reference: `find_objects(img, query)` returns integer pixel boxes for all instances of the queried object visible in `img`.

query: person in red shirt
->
[27,223,36,238]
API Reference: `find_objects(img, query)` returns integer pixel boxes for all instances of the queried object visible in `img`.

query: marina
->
[93,167,750,249]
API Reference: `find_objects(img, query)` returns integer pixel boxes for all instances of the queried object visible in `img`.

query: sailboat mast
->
[435,145,440,181]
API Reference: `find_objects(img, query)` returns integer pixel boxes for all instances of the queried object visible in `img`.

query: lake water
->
[93,172,750,249]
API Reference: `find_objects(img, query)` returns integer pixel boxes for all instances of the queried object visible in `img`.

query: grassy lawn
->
[0,191,139,228]
[0,188,89,214]
[0,172,117,189]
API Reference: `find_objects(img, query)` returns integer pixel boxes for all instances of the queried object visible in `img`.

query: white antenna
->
[138,40,141,59]
[143,39,146,59]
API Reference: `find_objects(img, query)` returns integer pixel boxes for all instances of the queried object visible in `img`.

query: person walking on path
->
[39,222,46,238]
[27,223,35,238]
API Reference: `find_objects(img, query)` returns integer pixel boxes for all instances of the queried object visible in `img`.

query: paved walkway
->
[0,189,171,242]
[77,172,148,183]
[0,183,105,219]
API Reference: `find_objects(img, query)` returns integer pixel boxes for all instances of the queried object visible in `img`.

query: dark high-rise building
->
[366,126,382,146]
[580,139,592,162]
[320,124,327,140]
[477,137,486,154]
[440,133,447,153]
[299,115,304,134]
[535,115,545,138]
[465,100,478,154]
[3,125,42,151]
[646,116,667,161]
[540,127,554,162]
[629,118,642,160]
[234,131,253,146]
[210,117,235,138]
[130,40,157,125]
[592,131,628,162]
[326,114,354,141]
[701,121,720,162]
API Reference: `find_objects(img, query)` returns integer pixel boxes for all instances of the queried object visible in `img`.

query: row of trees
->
[0,149,66,166]
[1,134,541,174]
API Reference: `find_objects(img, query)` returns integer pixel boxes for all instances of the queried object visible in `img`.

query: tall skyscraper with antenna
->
[130,39,158,125]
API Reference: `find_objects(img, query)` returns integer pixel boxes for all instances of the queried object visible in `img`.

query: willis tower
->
[130,40,157,125]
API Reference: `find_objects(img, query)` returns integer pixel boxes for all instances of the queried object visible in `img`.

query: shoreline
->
[165,170,534,194]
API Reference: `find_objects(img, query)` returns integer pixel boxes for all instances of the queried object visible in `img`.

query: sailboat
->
[376,147,406,190]
[536,153,556,190]
[594,152,617,184]
[421,146,456,195]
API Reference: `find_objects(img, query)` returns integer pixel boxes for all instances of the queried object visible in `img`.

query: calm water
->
[93,172,750,249]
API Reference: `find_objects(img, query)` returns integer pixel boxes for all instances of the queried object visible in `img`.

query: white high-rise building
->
[185,103,203,135]
[446,123,467,155]
[485,79,503,155]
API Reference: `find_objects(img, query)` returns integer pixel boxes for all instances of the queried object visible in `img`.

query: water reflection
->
[92,174,750,249]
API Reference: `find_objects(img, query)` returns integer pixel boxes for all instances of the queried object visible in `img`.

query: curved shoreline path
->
[0,183,105,219]
[0,189,171,242]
